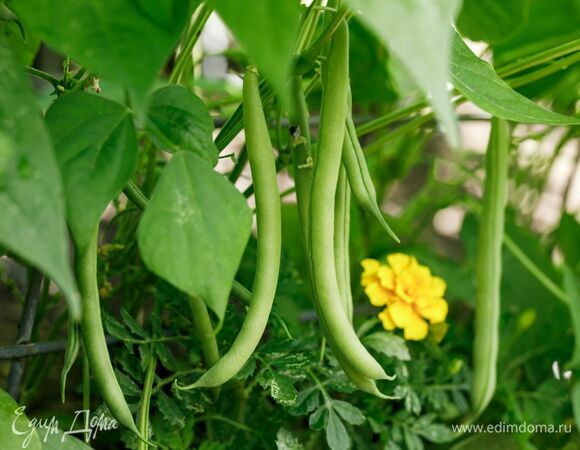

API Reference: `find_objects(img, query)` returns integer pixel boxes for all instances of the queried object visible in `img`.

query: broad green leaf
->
[13,0,189,98]
[138,151,252,320]
[0,4,41,65]
[457,0,531,44]
[363,331,411,361]
[213,0,300,100]
[493,0,580,66]
[41,429,93,450]
[346,0,461,146]
[451,34,580,125]
[0,388,42,450]
[45,92,138,250]
[325,409,349,450]
[146,85,217,165]
[331,400,365,425]
[0,39,79,319]
[565,266,580,369]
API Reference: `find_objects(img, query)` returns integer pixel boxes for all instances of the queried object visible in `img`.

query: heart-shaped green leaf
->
[138,151,252,320]
[146,85,218,166]
[0,40,79,318]
[45,92,138,249]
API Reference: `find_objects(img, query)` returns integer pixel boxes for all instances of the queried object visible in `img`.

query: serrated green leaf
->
[114,369,141,398]
[102,310,133,342]
[331,400,365,425]
[363,331,411,361]
[258,371,298,407]
[45,92,138,250]
[233,357,256,381]
[213,0,300,100]
[13,0,189,99]
[346,0,461,146]
[325,409,350,450]
[157,391,186,429]
[0,39,79,319]
[451,33,580,125]
[276,427,304,450]
[146,85,217,166]
[138,151,252,320]
[120,308,149,339]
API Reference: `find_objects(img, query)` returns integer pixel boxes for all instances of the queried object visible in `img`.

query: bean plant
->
[0,0,579,449]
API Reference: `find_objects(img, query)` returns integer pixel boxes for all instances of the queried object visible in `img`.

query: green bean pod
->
[334,166,353,322]
[343,114,399,243]
[75,228,142,439]
[309,20,388,381]
[471,118,509,418]
[289,74,313,247]
[180,66,281,389]
[316,298,396,396]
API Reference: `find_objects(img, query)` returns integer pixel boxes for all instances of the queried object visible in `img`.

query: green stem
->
[82,351,90,443]
[124,179,149,210]
[137,352,157,450]
[25,67,60,87]
[506,52,580,88]
[503,234,568,304]
[187,296,220,367]
[169,2,213,84]
[497,38,580,77]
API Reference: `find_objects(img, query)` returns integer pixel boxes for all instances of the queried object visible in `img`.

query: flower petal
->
[430,276,447,297]
[386,253,414,273]
[361,258,380,286]
[388,301,417,327]
[403,315,429,341]
[416,298,448,324]
[378,308,396,330]
[377,265,395,290]
[365,282,391,307]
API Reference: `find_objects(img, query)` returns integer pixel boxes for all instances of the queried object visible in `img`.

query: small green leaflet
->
[451,33,580,125]
[146,85,218,166]
[213,0,300,100]
[0,39,80,319]
[346,0,462,147]
[45,92,139,250]
[13,0,189,99]
[138,151,252,320]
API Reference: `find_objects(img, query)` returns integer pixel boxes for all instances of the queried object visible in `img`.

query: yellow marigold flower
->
[361,253,449,341]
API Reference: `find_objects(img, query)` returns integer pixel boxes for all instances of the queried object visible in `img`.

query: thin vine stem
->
[169,2,213,84]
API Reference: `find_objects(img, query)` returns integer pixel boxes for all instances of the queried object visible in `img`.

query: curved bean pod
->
[343,114,399,243]
[179,66,281,389]
[289,74,313,247]
[75,228,142,439]
[334,166,353,322]
[309,20,388,381]
[471,118,509,418]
